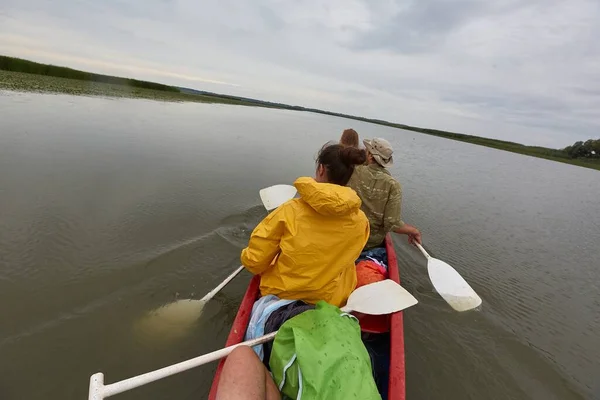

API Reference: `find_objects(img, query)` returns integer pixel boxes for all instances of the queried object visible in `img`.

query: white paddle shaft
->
[90,302,364,399]
[200,266,245,302]
[89,332,278,400]
[89,280,418,399]
[415,242,431,259]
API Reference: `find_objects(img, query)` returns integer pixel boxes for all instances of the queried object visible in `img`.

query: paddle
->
[415,243,482,312]
[134,184,297,339]
[260,184,297,211]
[90,279,418,400]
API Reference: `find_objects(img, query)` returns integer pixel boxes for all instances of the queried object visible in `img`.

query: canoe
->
[208,234,406,400]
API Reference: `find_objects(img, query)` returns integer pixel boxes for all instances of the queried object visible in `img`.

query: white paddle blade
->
[259,184,297,211]
[134,299,206,342]
[427,258,482,312]
[344,279,417,315]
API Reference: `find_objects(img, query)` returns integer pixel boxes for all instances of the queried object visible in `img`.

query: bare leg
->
[265,367,281,400]
[216,346,281,400]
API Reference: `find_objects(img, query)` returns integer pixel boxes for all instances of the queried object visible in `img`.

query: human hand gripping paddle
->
[90,279,418,400]
[257,185,483,312]
[134,184,297,338]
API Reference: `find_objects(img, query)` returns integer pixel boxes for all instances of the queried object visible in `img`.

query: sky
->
[1,0,599,147]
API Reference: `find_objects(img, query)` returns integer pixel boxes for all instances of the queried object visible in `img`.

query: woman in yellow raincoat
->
[241,143,369,307]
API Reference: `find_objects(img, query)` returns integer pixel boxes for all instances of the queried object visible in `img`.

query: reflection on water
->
[0,91,598,400]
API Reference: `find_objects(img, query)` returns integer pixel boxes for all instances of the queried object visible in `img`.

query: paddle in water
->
[415,243,482,311]
[90,279,418,400]
[134,266,246,341]
[134,184,297,340]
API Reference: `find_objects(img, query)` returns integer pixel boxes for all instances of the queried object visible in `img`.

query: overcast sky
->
[1,0,599,147]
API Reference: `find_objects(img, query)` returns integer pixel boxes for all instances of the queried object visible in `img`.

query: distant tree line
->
[0,55,178,92]
[563,139,600,159]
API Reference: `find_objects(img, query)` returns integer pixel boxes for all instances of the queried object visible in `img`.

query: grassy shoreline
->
[0,70,268,107]
[1,64,598,171]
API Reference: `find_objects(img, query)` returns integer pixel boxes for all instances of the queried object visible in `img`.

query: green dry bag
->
[269,301,381,400]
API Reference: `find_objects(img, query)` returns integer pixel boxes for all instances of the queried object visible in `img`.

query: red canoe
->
[208,234,406,400]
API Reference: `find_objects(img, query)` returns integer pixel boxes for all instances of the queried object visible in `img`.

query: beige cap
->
[363,138,394,168]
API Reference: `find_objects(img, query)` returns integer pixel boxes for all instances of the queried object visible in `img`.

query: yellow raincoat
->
[241,177,369,307]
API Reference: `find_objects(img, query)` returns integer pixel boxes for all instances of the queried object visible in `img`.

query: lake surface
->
[0,90,598,400]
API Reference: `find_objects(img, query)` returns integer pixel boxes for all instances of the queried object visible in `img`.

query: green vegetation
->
[1,55,598,171]
[564,139,600,159]
[381,125,600,171]
[0,70,263,106]
[0,55,178,92]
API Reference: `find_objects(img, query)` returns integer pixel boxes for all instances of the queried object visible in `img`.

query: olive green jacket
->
[348,164,404,249]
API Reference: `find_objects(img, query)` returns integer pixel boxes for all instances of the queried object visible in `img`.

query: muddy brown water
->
[0,91,598,400]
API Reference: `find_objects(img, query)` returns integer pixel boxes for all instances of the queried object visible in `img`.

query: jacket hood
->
[294,177,362,216]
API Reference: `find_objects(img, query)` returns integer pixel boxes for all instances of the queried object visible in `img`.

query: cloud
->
[1,0,599,147]
[350,0,490,53]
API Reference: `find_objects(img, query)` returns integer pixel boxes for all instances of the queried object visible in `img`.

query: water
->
[0,91,598,400]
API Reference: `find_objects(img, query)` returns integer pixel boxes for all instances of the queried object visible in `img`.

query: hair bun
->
[339,146,367,166]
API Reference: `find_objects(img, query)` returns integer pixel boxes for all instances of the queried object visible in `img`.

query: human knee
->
[227,346,258,364]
